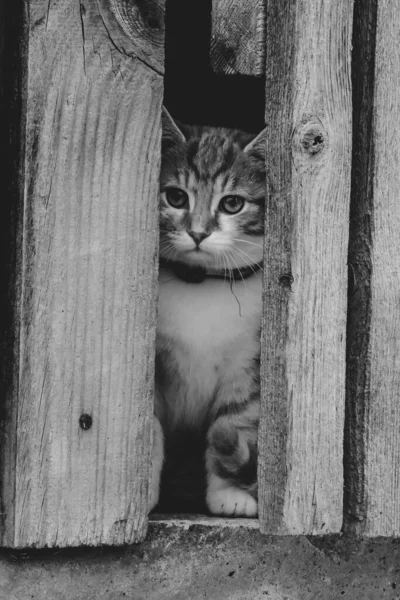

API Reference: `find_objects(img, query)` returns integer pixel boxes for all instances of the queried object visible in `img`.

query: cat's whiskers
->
[159,241,179,285]
[225,248,247,288]
[226,254,236,286]
[231,246,262,276]
[222,250,235,283]
[218,251,228,279]
[220,251,230,283]
[232,238,264,249]
[219,249,228,277]
[232,244,263,268]
[222,249,243,315]
[161,244,178,262]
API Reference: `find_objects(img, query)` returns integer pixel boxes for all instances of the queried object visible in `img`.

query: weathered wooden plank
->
[259,0,353,534]
[0,0,164,547]
[210,0,265,76]
[346,0,400,537]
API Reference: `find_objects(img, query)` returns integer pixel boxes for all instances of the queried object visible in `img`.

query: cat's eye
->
[165,187,189,209]
[219,195,245,215]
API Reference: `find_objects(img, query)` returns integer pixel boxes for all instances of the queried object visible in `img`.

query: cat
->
[150,108,267,517]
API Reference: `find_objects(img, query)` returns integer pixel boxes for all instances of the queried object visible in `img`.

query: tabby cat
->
[150,109,267,516]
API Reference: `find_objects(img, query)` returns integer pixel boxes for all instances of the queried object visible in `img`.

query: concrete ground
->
[1,519,400,600]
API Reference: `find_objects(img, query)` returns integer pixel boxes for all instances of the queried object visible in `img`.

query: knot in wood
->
[135,0,163,30]
[79,413,93,431]
[112,0,164,33]
[108,0,165,74]
[301,127,325,155]
[293,115,327,165]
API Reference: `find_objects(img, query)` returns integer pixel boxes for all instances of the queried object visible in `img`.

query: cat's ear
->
[161,107,186,148]
[243,127,268,160]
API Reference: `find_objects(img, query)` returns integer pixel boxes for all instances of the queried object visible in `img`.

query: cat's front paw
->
[206,475,257,517]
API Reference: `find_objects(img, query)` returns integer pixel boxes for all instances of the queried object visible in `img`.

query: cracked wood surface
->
[1,0,164,547]
[259,0,353,534]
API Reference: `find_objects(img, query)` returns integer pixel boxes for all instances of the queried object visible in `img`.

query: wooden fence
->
[0,0,398,547]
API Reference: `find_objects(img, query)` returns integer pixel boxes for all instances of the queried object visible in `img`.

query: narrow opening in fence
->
[0,0,27,545]
[152,0,265,521]
[343,0,378,535]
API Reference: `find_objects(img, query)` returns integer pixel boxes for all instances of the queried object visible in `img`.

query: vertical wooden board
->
[347,0,400,537]
[210,0,265,76]
[0,0,164,547]
[259,0,353,534]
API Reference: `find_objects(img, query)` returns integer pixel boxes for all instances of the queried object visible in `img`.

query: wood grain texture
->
[259,0,353,534]
[105,0,164,74]
[347,0,400,537]
[210,0,265,76]
[0,0,163,547]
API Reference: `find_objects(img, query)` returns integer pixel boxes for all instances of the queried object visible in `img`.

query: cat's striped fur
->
[151,109,266,516]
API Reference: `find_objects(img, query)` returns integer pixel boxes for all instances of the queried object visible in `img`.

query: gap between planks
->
[149,514,260,530]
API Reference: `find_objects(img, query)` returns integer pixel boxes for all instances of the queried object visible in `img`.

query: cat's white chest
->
[156,268,262,352]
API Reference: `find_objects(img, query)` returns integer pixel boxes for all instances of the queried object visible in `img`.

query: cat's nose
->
[187,230,211,246]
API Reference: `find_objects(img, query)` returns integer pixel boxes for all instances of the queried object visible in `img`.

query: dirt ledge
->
[1,523,400,599]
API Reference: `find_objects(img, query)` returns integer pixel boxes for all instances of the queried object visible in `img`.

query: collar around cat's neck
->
[159,258,263,284]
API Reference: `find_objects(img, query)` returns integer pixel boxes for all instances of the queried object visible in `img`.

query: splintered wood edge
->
[149,514,259,529]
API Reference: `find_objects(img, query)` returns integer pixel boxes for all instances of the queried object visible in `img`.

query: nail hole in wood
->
[79,413,93,431]
[279,274,294,288]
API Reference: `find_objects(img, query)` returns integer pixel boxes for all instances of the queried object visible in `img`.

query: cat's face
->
[160,109,267,273]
